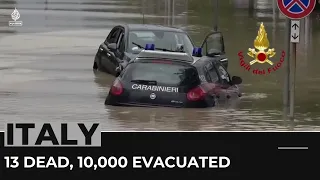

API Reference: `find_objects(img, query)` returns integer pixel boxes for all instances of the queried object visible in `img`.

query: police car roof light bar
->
[192,47,202,57]
[145,44,155,50]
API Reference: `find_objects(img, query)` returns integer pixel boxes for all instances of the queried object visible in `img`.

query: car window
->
[117,32,125,52]
[122,61,199,86]
[203,68,212,82]
[208,68,219,83]
[106,27,121,44]
[216,63,230,82]
[118,36,125,52]
[128,30,194,55]
[204,62,219,83]
[133,31,155,39]
[202,32,224,56]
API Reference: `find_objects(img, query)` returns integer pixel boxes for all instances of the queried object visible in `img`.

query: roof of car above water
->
[133,50,194,63]
[192,56,221,68]
[125,24,185,33]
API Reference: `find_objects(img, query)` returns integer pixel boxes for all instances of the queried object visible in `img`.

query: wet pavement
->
[0,0,320,131]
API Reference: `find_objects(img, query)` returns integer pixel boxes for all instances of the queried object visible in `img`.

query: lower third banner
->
[0,131,318,178]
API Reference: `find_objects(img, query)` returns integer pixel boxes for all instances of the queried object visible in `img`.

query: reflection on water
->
[0,0,319,131]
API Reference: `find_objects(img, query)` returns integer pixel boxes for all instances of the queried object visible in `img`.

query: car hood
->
[124,52,137,61]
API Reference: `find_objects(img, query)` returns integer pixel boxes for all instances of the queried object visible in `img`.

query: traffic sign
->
[290,20,300,43]
[277,0,316,19]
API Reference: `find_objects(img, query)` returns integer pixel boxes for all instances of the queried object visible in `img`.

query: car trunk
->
[118,60,201,107]
[122,82,192,107]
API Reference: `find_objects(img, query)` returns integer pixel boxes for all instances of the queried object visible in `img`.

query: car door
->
[99,27,121,74]
[107,28,126,75]
[115,31,126,60]
[202,61,222,98]
[200,31,225,56]
[212,61,239,99]
[200,32,228,68]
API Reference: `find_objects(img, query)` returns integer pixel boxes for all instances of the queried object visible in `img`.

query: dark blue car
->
[104,48,242,108]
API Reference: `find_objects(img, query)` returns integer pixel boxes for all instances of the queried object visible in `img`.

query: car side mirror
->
[231,76,242,85]
[115,65,123,75]
[107,43,117,51]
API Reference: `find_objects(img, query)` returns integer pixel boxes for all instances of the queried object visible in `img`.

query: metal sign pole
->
[172,0,175,26]
[283,18,291,118]
[142,0,145,24]
[289,43,297,120]
[213,0,218,31]
[168,0,171,26]
[289,20,300,121]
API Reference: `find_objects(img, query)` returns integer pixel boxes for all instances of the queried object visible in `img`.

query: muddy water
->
[0,0,320,131]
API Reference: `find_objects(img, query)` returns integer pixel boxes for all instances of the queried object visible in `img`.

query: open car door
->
[200,31,228,69]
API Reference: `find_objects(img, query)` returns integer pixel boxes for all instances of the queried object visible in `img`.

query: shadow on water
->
[0,0,320,130]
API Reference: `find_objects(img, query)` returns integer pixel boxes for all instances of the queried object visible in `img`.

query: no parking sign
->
[277,0,316,43]
[277,0,316,19]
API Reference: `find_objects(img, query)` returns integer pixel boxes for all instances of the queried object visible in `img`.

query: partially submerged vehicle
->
[105,47,242,108]
[93,24,228,76]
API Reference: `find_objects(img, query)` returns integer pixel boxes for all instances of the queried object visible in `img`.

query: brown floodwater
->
[0,0,320,131]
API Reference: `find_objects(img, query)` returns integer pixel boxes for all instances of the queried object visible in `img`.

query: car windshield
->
[122,61,199,86]
[128,30,194,55]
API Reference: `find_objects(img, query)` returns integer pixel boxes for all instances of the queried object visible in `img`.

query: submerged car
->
[93,24,228,76]
[104,47,242,108]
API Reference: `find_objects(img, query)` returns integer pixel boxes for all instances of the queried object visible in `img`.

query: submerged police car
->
[104,44,242,108]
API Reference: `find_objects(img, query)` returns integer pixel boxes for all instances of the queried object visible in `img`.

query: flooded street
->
[0,0,320,131]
